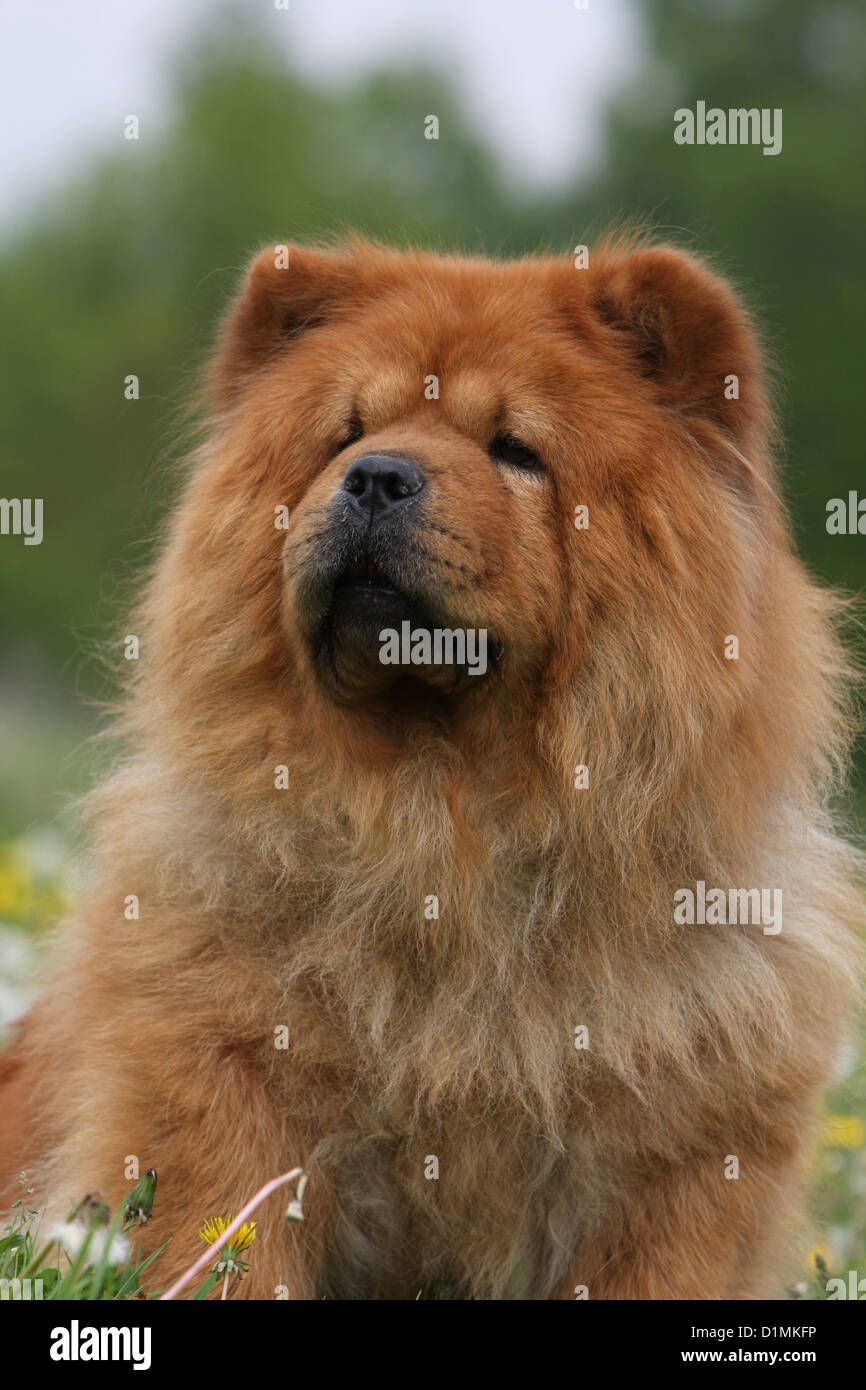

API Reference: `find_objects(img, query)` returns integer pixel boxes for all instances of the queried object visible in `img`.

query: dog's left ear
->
[211,243,360,404]
[586,246,770,455]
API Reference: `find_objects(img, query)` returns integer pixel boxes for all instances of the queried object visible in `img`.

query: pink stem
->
[159,1167,304,1301]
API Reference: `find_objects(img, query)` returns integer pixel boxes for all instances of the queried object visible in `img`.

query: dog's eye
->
[336,417,364,453]
[489,434,544,473]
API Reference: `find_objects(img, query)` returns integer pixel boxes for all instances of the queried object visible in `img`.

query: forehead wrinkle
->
[501,403,559,451]
[356,364,414,422]
[443,369,501,439]
[313,386,355,439]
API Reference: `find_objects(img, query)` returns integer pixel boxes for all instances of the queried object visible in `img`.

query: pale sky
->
[0,0,643,225]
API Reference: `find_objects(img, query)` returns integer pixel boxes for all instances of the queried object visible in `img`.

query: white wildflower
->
[47,1221,130,1265]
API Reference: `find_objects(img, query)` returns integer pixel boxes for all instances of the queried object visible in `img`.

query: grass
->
[1,1175,176,1301]
[0,1169,307,1301]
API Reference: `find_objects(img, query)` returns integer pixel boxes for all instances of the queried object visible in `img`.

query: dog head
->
[197,240,776,733]
[137,234,826,836]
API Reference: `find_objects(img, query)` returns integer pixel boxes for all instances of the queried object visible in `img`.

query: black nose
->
[342,454,426,519]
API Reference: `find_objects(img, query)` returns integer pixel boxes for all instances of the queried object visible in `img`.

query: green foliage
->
[0,1169,308,1302]
[581,0,866,600]
[0,1176,171,1301]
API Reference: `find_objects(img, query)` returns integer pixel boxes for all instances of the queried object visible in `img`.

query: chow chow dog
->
[0,237,861,1299]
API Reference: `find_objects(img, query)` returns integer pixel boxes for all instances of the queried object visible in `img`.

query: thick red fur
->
[0,237,861,1299]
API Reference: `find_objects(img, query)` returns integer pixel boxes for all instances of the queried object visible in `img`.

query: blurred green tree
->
[0,33,537,684]
[580,0,866,590]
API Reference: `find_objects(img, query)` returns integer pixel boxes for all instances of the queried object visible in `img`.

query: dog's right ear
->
[211,244,358,404]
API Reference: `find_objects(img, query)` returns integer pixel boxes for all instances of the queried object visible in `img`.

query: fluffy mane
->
[3,238,862,1298]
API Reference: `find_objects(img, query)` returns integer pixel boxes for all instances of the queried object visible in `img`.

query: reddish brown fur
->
[0,237,862,1299]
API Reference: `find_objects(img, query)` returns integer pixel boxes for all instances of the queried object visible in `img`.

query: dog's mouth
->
[325,551,420,632]
[336,555,402,595]
[308,548,499,701]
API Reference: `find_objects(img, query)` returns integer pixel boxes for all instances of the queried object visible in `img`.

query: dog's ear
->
[586,246,770,455]
[212,244,359,403]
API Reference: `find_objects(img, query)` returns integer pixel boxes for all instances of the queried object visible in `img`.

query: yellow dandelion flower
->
[0,854,34,919]
[821,1114,866,1150]
[199,1216,257,1252]
[806,1243,831,1274]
